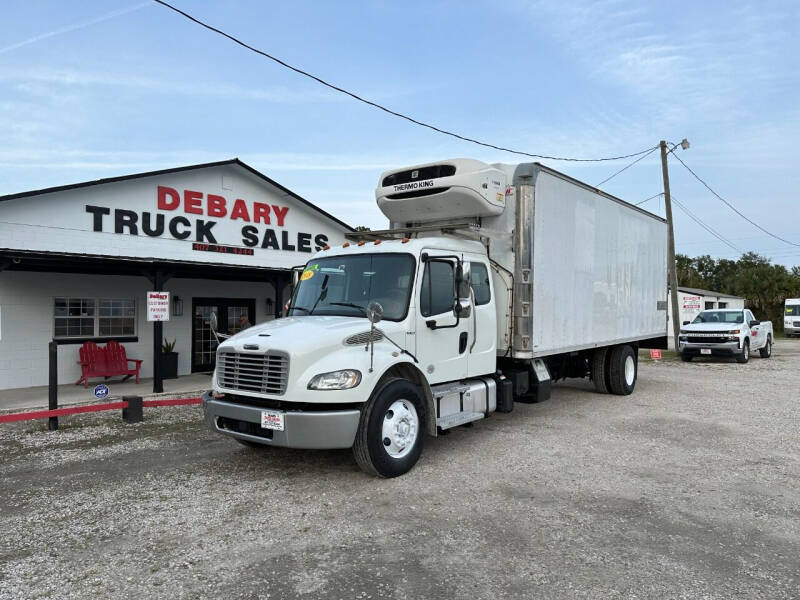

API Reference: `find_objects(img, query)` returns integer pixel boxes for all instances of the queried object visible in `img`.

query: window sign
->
[147,292,170,322]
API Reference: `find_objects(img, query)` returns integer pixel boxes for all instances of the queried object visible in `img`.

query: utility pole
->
[660,140,681,351]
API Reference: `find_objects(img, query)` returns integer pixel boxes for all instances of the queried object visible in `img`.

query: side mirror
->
[367,301,384,324]
[453,260,472,319]
[209,311,230,342]
[749,320,760,327]
[682,320,690,326]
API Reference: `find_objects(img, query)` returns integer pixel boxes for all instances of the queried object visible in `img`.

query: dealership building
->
[0,159,353,391]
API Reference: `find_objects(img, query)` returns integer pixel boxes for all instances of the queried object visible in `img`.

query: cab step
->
[436,411,484,430]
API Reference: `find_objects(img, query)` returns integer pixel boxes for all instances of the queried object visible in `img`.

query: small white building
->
[0,159,353,391]
[668,286,745,346]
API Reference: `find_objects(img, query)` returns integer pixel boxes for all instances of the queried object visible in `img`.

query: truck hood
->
[681,322,742,332]
[218,316,405,356]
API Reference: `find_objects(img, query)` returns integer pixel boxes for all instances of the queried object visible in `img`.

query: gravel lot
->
[2,339,799,599]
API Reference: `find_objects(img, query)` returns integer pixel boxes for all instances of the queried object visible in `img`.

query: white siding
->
[0,271,287,390]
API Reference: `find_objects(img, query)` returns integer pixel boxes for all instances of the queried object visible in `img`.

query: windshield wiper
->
[328,302,366,315]
[289,306,311,314]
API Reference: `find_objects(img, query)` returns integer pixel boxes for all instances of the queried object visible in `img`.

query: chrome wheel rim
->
[743,344,749,360]
[381,399,419,459]
[624,355,635,386]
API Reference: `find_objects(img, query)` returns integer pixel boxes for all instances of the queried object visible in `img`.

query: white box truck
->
[203,159,669,477]
[785,298,800,337]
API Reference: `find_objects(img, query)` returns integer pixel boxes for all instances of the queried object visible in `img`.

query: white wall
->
[0,271,289,390]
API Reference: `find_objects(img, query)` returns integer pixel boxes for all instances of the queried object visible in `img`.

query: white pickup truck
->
[678,308,773,363]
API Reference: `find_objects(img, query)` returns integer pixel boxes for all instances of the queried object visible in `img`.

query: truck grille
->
[794,321,800,328]
[217,351,289,395]
[687,336,730,344]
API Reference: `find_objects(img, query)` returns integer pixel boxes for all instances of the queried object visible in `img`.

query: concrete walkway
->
[0,372,211,412]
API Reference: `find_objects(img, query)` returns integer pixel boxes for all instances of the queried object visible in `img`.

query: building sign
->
[147,291,170,322]
[682,295,702,310]
[84,186,328,253]
[0,162,348,271]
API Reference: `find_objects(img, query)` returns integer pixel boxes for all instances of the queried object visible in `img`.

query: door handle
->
[459,332,468,354]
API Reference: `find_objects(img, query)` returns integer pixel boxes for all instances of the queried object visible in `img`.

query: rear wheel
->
[608,345,636,395]
[736,339,750,364]
[591,347,610,394]
[759,336,772,358]
[353,378,425,478]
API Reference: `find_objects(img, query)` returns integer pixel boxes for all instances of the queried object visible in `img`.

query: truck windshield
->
[289,253,415,321]
[786,305,800,316]
[691,311,744,324]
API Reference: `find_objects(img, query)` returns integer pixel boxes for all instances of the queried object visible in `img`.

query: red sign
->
[649,349,662,360]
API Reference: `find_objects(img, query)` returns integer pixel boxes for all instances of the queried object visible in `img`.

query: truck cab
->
[203,237,498,477]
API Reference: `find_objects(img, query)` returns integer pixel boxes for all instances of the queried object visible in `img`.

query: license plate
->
[700,348,712,355]
[260,409,285,431]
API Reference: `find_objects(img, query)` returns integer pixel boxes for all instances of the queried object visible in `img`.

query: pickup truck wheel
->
[353,378,425,478]
[759,336,772,358]
[736,339,750,364]
[591,347,610,394]
[608,345,636,395]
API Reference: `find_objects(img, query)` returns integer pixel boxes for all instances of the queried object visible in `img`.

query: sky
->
[1,1,799,264]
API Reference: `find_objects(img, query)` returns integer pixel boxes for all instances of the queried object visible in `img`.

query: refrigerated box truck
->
[203,158,669,477]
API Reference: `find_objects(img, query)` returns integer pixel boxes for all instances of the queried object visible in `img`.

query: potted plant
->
[160,338,179,380]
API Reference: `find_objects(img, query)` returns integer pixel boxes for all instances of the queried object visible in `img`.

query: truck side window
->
[420,260,455,317]
[470,263,491,306]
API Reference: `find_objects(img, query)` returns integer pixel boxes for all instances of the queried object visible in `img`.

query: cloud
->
[0,2,151,55]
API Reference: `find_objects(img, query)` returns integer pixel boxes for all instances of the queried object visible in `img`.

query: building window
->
[718,302,727,309]
[54,298,96,338]
[99,299,137,336]
[704,301,715,310]
[54,297,136,339]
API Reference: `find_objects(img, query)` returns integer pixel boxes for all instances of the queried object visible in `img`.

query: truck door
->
[415,252,470,384]
[745,309,762,348]
[467,260,497,377]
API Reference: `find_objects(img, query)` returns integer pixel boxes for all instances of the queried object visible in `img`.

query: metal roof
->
[677,286,743,300]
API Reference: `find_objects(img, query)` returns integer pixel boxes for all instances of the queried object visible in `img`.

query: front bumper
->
[785,326,800,335]
[202,391,361,449]
[679,340,742,356]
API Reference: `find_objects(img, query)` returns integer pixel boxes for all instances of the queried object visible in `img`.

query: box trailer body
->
[203,158,669,477]
[465,163,668,359]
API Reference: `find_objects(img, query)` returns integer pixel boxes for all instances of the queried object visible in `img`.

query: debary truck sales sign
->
[0,162,350,270]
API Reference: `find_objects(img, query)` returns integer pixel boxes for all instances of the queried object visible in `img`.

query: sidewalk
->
[0,372,211,412]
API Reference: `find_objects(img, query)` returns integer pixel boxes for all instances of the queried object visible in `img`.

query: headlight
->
[307,369,362,390]
[679,329,689,334]
[730,330,740,334]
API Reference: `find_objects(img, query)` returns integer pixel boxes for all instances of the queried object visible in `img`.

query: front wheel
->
[736,339,750,364]
[353,378,426,478]
[759,336,772,358]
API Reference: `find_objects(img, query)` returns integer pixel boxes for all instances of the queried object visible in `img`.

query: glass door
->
[192,298,256,372]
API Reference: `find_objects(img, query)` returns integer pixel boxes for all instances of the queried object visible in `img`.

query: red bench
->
[76,341,143,388]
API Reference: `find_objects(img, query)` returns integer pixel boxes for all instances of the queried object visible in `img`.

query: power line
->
[152,0,658,163]
[671,194,742,254]
[595,145,660,187]
[636,192,663,206]
[671,152,800,248]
